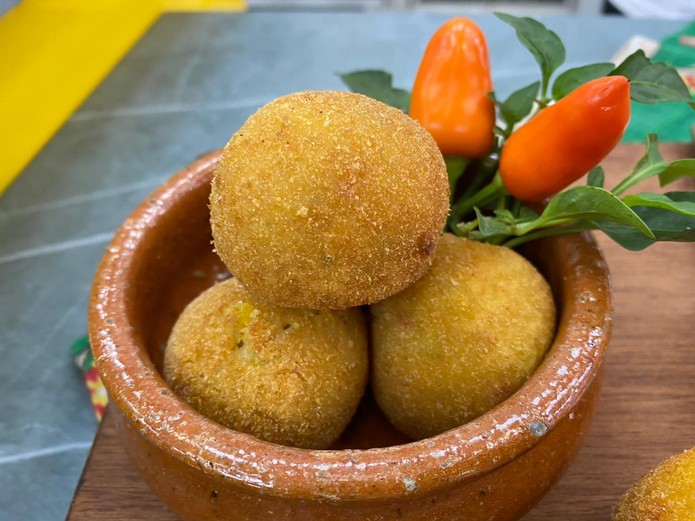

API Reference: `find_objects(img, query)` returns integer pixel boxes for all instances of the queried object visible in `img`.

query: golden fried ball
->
[370,233,556,440]
[210,90,449,310]
[613,447,695,520]
[163,277,368,449]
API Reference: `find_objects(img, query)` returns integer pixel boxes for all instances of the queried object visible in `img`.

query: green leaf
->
[493,208,516,223]
[660,191,695,205]
[338,70,411,112]
[517,205,539,222]
[658,159,695,186]
[611,134,665,195]
[640,133,665,165]
[597,222,653,250]
[445,155,470,198]
[610,50,651,80]
[495,13,565,97]
[474,208,513,238]
[499,81,540,130]
[610,50,694,108]
[624,192,695,217]
[631,62,695,107]
[552,63,614,100]
[530,186,653,238]
[598,192,695,250]
[587,166,605,188]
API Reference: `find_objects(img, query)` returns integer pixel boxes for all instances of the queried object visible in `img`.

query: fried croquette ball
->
[370,233,556,440]
[163,277,368,449]
[613,447,695,520]
[210,90,449,310]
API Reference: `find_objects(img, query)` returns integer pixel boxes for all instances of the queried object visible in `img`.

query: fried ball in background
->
[370,233,556,440]
[613,447,695,520]
[163,277,369,449]
[210,90,449,310]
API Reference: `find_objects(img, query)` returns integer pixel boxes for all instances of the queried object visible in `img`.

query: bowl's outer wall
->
[91,152,612,521]
[113,371,603,521]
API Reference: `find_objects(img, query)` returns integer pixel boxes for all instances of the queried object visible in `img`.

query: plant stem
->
[610,163,666,197]
[451,218,479,238]
[445,155,470,199]
[502,222,598,248]
[450,173,507,222]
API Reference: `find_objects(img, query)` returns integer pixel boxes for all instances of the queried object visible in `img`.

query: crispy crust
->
[163,277,369,449]
[613,447,695,520]
[210,90,449,309]
[370,234,556,440]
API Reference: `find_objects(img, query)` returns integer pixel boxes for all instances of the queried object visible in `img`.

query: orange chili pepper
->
[409,18,495,158]
[499,76,631,202]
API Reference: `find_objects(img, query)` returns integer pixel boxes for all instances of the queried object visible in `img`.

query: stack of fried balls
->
[163,91,557,449]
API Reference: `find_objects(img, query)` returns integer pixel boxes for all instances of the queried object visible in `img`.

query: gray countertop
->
[0,11,686,520]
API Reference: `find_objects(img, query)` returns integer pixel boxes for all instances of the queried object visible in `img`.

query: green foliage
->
[611,134,665,195]
[552,63,614,100]
[458,135,695,250]
[340,15,695,251]
[599,193,695,251]
[659,159,695,186]
[495,81,540,133]
[495,13,565,98]
[623,193,695,217]
[338,70,410,112]
[532,186,653,237]
[445,156,470,200]
[611,50,694,107]
[587,167,605,188]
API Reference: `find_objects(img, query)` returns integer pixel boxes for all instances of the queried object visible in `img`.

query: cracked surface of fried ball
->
[210,90,449,310]
[613,447,695,521]
[163,277,369,449]
[370,233,556,440]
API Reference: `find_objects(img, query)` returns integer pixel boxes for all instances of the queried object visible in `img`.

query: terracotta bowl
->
[90,151,612,521]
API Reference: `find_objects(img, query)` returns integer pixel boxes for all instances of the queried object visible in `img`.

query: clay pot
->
[90,151,612,521]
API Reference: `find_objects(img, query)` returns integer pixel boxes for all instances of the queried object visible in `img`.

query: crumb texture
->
[613,447,695,521]
[163,277,369,449]
[210,90,449,309]
[370,233,556,440]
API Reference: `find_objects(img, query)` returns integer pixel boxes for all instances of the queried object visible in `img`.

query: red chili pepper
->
[499,76,631,202]
[409,18,495,158]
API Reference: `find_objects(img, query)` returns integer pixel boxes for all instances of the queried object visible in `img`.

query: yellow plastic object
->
[165,0,246,10]
[0,0,246,195]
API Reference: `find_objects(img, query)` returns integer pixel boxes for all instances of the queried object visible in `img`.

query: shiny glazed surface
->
[89,151,613,520]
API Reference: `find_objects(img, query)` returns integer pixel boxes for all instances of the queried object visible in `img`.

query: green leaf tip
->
[338,70,411,112]
[494,12,565,98]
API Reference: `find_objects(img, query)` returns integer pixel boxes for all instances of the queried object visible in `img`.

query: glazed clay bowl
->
[90,151,612,521]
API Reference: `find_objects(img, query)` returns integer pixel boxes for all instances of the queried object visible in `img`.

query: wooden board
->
[66,144,695,521]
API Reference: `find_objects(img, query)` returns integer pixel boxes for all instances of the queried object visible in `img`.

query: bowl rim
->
[90,150,613,501]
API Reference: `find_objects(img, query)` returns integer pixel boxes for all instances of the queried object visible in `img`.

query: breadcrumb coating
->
[210,90,449,310]
[370,233,556,440]
[613,447,695,521]
[163,277,369,449]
